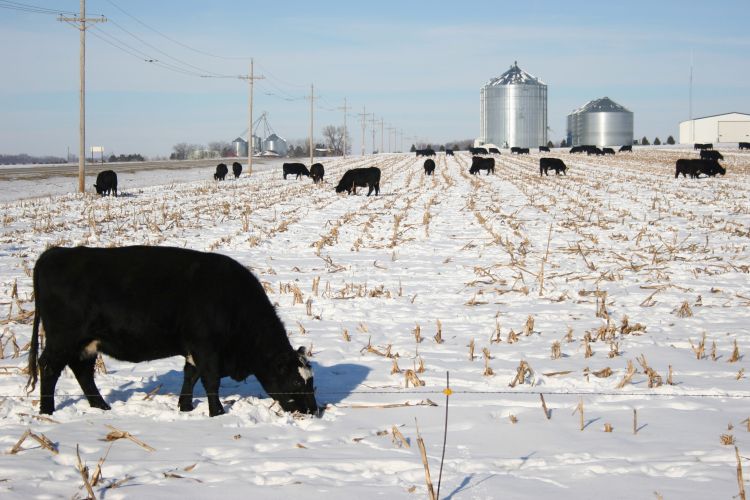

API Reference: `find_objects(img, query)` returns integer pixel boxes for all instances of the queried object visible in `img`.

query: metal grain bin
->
[567,97,633,147]
[263,133,288,156]
[480,62,547,149]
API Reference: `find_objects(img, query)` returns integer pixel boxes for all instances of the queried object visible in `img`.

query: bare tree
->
[322,125,350,156]
[208,141,234,157]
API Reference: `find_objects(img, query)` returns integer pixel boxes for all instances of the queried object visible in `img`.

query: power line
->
[0,0,77,15]
[105,17,227,77]
[102,0,252,60]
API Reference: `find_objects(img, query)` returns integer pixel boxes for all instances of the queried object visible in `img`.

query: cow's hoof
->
[208,406,226,417]
[91,401,111,411]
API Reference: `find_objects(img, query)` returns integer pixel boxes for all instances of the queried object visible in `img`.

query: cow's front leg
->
[179,361,200,412]
[198,355,225,417]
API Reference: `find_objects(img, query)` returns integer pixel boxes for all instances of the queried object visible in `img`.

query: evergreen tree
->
[410,144,416,152]
[547,141,554,148]
[654,137,661,145]
[667,135,675,145]
[641,136,650,146]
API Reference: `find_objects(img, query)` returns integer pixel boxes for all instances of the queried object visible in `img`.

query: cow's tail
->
[25,298,41,394]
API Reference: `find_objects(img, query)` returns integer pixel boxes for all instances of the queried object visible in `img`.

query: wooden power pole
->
[58,0,105,193]
[309,84,314,167]
[244,59,263,176]
[359,106,367,157]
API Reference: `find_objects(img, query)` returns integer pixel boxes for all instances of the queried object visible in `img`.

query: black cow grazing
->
[469,156,495,175]
[510,147,521,154]
[423,159,436,175]
[488,147,501,154]
[415,148,436,157]
[740,142,750,150]
[700,150,724,161]
[539,146,550,152]
[214,163,228,181]
[232,162,242,179]
[587,147,604,156]
[519,148,530,155]
[469,147,489,155]
[445,149,454,156]
[93,170,118,197]
[694,143,713,150]
[282,163,310,180]
[310,163,325,184]
[26,246,318,417]
[619,145,633,153]
[539,157,567,176]
[569,146,584,154]
[335,167,381,196]
[602,147,615,155]
[675,159,725,179]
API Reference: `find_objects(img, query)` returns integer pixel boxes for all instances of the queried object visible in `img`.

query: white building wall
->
[679,113,750,144]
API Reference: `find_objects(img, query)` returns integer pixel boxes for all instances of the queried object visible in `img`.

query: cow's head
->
[93,183,103,195]
[260,346,317,415]
[335,183,346,193]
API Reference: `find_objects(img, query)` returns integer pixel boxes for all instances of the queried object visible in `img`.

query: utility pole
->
[386,125,395,153]
[243,59,264,175]
[309,84,315,167]
[359,106,367,157]
[380,118,384,155]
[399,129,404,153]
[337,97,350,157]
[370,114,377,154]
[58,0,105,193]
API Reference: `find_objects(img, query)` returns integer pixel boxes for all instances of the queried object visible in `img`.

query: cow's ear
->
[296,346,306,356]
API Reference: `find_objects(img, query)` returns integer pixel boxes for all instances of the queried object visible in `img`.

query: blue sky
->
[1,0,748,157]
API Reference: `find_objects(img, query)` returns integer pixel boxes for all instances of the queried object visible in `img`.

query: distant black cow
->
[587,147,604,156]
[539,157,567,176]
[569,146,584,154]
[619,145,633,153]
[93,170,117,197]
[335,167,381,195]
[740,142,750,150]
[694,143,713,150]
[488,147,501,154]
[511,147,529,155]
[700,150,724,161]
[415,148,436,157]
[423,159,435,175]
[602,147,615,155]
[283,163,310,180]
[310,163,325,184]
[469,156,494,175]
[539,146,550,152]
[214,163,228,181]
[445,149,454,156]
[232,162,242,178]
[26,246,318,417]
[675,159,725,179]
[469,147,489,155]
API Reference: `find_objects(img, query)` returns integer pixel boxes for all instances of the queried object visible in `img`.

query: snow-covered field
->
[0,148,748,499]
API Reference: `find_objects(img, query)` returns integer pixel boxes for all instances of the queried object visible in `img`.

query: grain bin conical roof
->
[486,61,545,86]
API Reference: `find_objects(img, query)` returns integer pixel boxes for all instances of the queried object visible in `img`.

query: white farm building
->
[679,112,750,144]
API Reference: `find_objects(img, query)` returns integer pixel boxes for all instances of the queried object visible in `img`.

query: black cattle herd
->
[92,143,741,199]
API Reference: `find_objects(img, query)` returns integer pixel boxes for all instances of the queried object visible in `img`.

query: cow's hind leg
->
[179,361,200,412]
[38,350,67,414]
[68,356,111,411]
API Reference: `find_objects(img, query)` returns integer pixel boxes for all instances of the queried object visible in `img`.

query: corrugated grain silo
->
[566,97,633,147]
[479,61,547,148]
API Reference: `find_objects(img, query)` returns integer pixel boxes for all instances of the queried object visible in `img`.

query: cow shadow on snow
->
[91,360,370,414]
